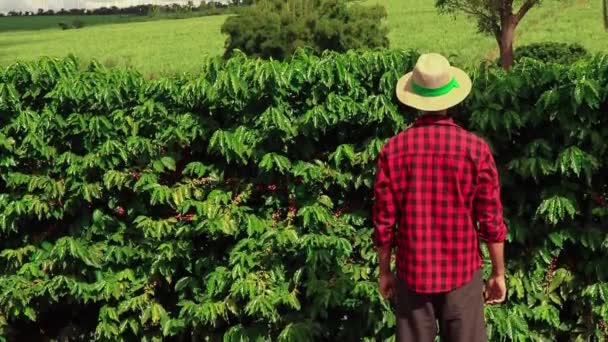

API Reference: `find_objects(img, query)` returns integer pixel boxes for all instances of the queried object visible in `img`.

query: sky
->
[0,0,208,13]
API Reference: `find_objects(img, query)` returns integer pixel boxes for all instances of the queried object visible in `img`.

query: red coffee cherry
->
[114,206,126,217]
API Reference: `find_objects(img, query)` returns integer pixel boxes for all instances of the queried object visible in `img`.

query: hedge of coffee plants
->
[511,42,589,65]
[0,49,607,341]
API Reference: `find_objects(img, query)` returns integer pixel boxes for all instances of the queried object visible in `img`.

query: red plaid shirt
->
[372,115,507,293]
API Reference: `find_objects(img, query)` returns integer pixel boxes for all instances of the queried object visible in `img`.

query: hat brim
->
[395,67,472,111]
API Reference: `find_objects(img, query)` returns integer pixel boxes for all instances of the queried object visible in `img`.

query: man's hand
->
[485,241,506,304]
[484,273,507,304]
[379,272,396,299]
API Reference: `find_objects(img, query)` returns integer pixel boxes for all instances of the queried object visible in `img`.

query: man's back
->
[373,114,507,293]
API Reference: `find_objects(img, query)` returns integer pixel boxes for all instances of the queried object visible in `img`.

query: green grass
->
[0,15,227,76]
[0,0,606,75]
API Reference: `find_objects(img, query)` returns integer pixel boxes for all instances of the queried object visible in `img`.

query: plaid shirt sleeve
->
[474,144,508,243]
[372,148,398,248]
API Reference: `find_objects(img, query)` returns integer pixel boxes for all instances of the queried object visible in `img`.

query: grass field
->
[0,15,147,32]
[0,0,606,75]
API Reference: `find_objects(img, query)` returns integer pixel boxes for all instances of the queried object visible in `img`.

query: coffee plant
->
[512,42,589,65]
[0,49,607,341]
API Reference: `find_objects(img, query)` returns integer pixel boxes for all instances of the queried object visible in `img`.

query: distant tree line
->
[0,1,243,17]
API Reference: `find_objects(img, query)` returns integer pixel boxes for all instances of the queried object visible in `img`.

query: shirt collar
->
[413,115,456,127]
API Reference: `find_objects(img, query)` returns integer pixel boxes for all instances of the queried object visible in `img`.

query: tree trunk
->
[498,20,516,70]
[494,0,537,71]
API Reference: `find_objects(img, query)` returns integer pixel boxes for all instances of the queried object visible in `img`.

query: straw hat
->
[396,53,472,111]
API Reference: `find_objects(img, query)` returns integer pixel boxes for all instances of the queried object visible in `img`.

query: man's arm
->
[372,149,398,298]
[487,242,505,276]
[474,144,508,270]
[474,144,508,303]
[372,151,397,273]
[377,245,392,275]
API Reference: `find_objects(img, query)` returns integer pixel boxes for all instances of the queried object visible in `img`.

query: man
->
[372,53,508,342]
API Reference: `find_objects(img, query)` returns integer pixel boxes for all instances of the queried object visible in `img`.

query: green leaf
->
[536,196,577,225]
[317,195,333,209]
[23,307,36,321]
[175,277,192,291]
[129,319,139,335]
[548,292,562,306]
[171,184,191,207]
[556,146,598,179]
[278,322,314,342]
[298,204,332,228]
[150,302,165,323]
[246,215,267,236]
[548,268,569,293]
[329,144,356,167]
[161,156,176,171]
[548,231,566,248]
[259,153,292,174]
[183,162,211,177]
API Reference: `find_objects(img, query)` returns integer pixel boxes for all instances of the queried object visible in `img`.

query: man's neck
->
[420,110,448,116]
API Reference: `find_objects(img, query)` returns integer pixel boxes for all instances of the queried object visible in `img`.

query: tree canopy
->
[221,0,389,60]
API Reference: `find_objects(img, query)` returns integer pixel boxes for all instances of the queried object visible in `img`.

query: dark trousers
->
[394,269,487,342]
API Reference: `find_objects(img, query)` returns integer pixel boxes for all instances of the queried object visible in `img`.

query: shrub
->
[72,19,86,29]
[57,22,71,30]
[512,42,589,64]
[0,51,607,341]
[221,0,389,60]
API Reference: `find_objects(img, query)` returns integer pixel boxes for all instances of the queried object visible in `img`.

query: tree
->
[221,0,389,60]
[231,0,255,6]
[436,0,549,70]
